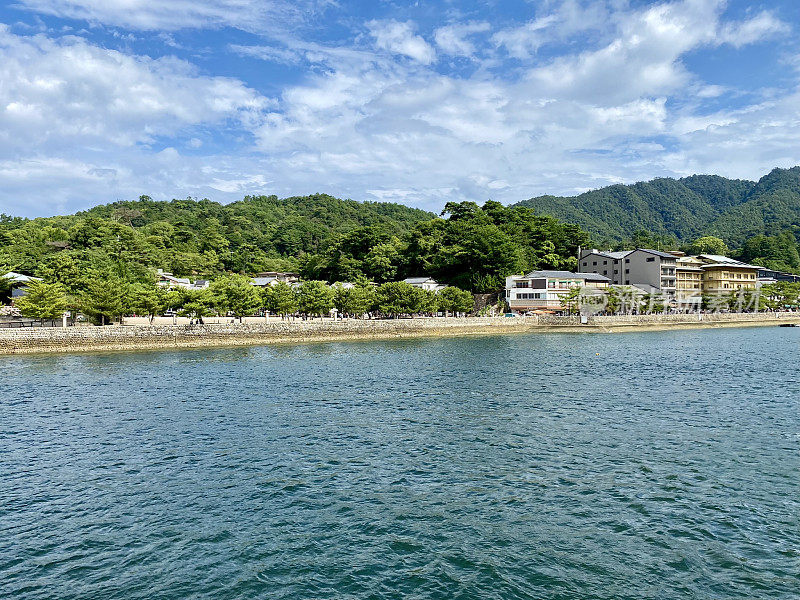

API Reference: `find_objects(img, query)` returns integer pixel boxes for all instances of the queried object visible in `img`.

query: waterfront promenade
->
[0,312,798,355]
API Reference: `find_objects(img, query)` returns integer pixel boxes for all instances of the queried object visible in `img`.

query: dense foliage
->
[0,195,590,294]
[301,200,590,291]
[516,167,800,249]
[0,193,432,279]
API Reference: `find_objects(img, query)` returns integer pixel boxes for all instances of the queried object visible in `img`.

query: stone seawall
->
[0,318,537,355]
[0,313,798,355]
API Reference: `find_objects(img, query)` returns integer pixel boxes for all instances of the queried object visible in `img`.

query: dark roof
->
[525,270,610,282]
[580,249,631,260]
[525,270,581,278]
[579,272,611,282]
[636,248,678,259]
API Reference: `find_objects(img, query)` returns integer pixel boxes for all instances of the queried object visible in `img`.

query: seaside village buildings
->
[505,249,765,315]
[505,271,611,314]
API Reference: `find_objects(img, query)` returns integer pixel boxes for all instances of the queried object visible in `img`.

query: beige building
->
[695,255,760,294]
[669,253,760,308]
[674,254,704,309]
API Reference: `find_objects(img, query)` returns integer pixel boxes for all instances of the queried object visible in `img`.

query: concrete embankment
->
[0,313,798,355]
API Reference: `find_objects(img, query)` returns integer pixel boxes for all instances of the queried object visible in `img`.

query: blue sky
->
[0,0,798,217]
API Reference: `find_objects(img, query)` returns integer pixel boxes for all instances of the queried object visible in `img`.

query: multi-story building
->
[505,270,610,313]
[757,268,800,284]
[694,255,760,294]
[674,253,704,310]
[579,248,677,300]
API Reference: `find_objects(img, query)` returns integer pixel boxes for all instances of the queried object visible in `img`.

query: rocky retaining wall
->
[0,317,536,355]
[1,313,798,355]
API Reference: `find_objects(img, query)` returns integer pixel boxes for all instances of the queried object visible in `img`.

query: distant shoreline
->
[1,313,798,356]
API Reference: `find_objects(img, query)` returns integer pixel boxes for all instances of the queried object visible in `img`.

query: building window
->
[625,269,629,274]
[625,259,630,263]
[646,257,655,262]
[593,261,597,266]
[614,270,618,274]
[603,260,607,265]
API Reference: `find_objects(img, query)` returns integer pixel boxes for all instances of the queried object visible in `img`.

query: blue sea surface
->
[2,328,799,599]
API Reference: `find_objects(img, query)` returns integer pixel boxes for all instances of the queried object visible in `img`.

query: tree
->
[130,284,168,324]
[175,289,215,320]
[738,232,800,273]
[559,286,582,315]
[686,236,729,256]
[760,282,800,310]
[35,253,84,294]
[331,277,376,318]
[363,238,402,282]
[297,280,334,317]
[210,275,261,321]
[376,281,425,317]
[14,281,68,323]
[605,286,621,314]
[261,281,297,318]
[437,286,474,316]
[80,275,128,325]
[420,290,439,315]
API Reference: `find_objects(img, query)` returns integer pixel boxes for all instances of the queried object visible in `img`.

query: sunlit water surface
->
[2,327,799,599]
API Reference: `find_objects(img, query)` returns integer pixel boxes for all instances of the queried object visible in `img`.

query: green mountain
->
[0,194,590,293]
[514,167,800,246]
[0,193,434,276]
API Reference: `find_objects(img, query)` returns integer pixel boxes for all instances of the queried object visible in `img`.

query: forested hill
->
[0,194,590,292]
[514,167,800,246]
[81,193,434,248]
[0,193,433,277]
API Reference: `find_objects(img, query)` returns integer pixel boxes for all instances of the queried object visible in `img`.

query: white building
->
[2,272,42,302]
[505,270,610,314]
[403,277,446,292]
[156,269,207,290]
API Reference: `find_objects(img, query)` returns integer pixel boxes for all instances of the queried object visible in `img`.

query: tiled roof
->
[525,270,611,282]
[252,277,276,286]
[637,249,678,259]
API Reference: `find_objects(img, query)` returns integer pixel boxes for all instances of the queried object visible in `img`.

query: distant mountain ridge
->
[513,167,800,246]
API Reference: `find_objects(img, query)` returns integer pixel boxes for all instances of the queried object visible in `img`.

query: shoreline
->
[1,314,799,356]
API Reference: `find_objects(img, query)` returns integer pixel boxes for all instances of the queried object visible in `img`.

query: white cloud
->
[521,0,723,105]
[13,0,329,32]
[241,0,800,212]
[492,15,560,59]
[433,21,490,57]
[2,0,799,217]
[663,90,800,178]
[0,26,268,153]
[0,26,275,215]
[492,0,610,59]
[717,10,790,48]
[367,20,436,64]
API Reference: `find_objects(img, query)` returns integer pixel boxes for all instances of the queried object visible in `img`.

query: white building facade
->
[505,270,610,313]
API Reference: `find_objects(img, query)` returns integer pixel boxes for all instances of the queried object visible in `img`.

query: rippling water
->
[2,328,799,599]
